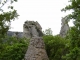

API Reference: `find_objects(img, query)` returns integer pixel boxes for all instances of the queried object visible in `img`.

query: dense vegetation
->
[61,0,80,60]
[43,35,70,60]
[0,0,80,60]
[0,36,29,60]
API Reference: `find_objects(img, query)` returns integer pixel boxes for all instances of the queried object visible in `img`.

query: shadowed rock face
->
[59,17,69,37]
[23,21,43,38]
[24,37,49,60]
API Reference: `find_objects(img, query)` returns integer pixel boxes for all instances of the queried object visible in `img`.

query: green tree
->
[0,0,23,60]
[43,28,53,35]
[0,36,29,60]
[0,0,19,39]
[62,0,80,60]
[43,35,70,60]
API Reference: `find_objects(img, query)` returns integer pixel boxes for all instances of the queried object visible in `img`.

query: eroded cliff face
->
[59,17,69,37]
[23,21,43,38]
[24,37,49,60]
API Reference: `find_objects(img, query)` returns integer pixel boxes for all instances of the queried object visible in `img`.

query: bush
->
[0,36,29,60]
[43,35,70,60]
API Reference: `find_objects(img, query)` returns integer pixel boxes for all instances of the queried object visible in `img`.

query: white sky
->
[4,0,73,35]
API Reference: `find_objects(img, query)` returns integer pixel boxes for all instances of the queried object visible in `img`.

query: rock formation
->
[59,17,69,37]
[24,37,49,60]
[23,21,43,38]
[7,21,43,38]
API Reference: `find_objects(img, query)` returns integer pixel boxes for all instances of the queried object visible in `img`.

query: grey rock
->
[7,21,43,38]
[24,37,49,60]
[59,17,69,37]
[30,25,39,37]
[23,21,43,38]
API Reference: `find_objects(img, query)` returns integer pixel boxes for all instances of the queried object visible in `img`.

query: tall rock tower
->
[59,17,69,37]
[24,21,49,60]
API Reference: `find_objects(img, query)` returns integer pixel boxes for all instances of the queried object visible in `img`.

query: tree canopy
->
[62,0,80,60]
[0,0,19,38]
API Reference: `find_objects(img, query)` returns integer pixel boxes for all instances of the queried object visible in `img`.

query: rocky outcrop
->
[24,37,49,60]
[7,21,43,38]
[59,17,69,37]
[23,21,43,38]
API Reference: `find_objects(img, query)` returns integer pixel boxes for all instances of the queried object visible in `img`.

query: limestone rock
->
[23,21,43,38]
[7,21,43,38]
[24,37,49,60]
[59,17,69,37]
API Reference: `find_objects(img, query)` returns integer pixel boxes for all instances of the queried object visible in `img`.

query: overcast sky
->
[5,0,73,35]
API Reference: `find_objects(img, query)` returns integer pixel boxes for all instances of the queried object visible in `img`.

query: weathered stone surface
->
[59,17,69,37]
[30,25,39,37]
[24,37,49,60]
[23,21,43,38]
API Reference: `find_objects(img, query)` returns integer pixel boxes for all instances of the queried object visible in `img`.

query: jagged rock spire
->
[59,17,69,37]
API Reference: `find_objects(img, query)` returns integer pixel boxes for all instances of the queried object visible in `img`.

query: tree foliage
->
[0,0,19,38]
[62,0,80,60]
[43,28,53,35]
[0,0,27,60]
[0,36,29,60]
[43,35,70,60]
